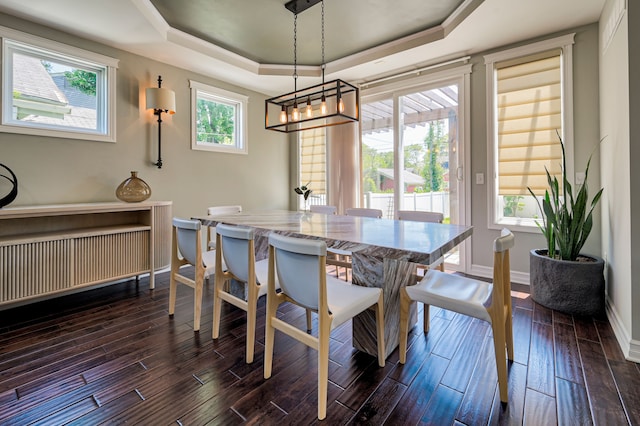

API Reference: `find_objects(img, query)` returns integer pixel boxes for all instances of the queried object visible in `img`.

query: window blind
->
[299,128,326,195]
[497,52,563,196]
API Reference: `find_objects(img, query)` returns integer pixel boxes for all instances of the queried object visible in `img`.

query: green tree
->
[196,99,234,144]
[362,143,393,193]
[64,70,96,96]
[422,120,447,192]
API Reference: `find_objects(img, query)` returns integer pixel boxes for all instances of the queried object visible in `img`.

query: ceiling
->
[0,0,605,96]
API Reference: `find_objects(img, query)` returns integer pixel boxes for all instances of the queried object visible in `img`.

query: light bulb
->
[338,97,345,113]
[279,106,287,123]
[292,102,300,121]
[306,97,313,118]
[320,94,327,115]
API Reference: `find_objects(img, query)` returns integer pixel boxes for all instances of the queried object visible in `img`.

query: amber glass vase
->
[116,171,151,202]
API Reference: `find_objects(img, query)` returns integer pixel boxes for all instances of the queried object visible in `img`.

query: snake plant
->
[528,134,603,261]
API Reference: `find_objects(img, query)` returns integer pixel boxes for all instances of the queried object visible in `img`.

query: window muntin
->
[0,26,118,142]
[189,80,248,154]
[485,34,575,230]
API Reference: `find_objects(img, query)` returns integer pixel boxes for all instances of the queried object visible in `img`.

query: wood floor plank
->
[440,319,490,392]
[532,302,553,325]
[512,306,533,366]
[609,359,640,425]
[527,321,555,396]
[556,377,593,425]
[349,377,407,425]
[578,338,629,425]
[456,334,498,426]
[523,388,557,426]
[418,384,464,425]
[385,354,449,425]
[554,321,585,384]
[488,362,527,426]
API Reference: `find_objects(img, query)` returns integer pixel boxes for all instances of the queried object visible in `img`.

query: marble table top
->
[195,210,473,266]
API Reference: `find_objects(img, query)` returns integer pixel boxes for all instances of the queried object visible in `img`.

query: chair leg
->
[505,308,514,361]
[246,287,258,364]
[306,309,312,332]
[423,303,430,333]
[491,320,509,402]
[212,277,224,339]
[169,272,177,317]
[399,289,410,364]
[264,296,277,379]
[193,279,203,332]
[317,318,331,420]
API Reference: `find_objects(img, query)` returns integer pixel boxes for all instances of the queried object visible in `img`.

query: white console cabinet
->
[0,201,172,307]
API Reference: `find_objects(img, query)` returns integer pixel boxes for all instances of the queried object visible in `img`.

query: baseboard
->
[469,263,530,286]
[606,297,640,362]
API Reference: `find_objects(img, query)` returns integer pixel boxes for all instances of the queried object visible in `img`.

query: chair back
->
[269,233,326,310]
[217,223,254,283]
[345,208,383,218]
[172,218,201,266]
[397,210,443,223]
[208,205,242,216]
[310,205,337,215]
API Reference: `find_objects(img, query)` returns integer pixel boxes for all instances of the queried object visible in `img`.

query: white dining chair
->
[333,208,384,279]
[398,209,446,274]
[206,205,242,251]
[169,217,222,332]
[345,207,383,218]
[264,232,385,420]
[399,228,515,402]
[309,204,337,215]
[213,223,277,363]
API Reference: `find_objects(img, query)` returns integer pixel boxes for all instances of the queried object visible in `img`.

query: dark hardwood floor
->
[0,267,638,425]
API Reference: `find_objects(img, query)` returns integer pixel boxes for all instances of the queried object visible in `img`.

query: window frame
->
[0,25,118,142]
[189,80,248,155]
[484,33,575,232]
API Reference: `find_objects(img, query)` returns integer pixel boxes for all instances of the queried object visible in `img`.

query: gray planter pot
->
[529,249,605,317]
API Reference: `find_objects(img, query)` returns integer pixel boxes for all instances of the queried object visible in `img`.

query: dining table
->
[194,209,473,358]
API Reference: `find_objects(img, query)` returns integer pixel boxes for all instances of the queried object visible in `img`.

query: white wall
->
[599,0,640,361]
[0,13,290,222]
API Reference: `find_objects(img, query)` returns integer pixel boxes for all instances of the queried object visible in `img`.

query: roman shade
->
[496,51,563,196]
[299,128,326,196]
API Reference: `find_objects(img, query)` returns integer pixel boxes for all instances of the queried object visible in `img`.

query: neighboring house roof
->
[52,74,96,109]
[13,54,67,105]
[377,168,425,186]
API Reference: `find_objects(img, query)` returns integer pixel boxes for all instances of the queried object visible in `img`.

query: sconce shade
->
[265,79,359,133]
[146,87,176,114]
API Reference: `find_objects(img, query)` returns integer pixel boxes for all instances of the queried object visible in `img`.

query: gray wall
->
[0,13,290,221]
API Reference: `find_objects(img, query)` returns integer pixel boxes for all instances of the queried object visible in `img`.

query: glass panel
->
[195,93,237,146]
[399,84,461,266]
[12,52,99,132]
[361,97,395,219]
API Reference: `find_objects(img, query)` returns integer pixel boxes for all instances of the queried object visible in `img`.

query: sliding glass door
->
[361,74,468,270]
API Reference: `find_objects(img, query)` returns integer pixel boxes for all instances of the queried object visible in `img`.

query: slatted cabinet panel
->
[0,201,171,307]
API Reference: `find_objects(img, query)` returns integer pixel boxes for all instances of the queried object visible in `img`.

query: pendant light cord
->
[293,13,298,93]
[321,0,325,85]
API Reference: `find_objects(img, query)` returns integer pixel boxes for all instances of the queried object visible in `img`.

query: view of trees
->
[196,99,234,145]
[64,70,96,96]
[362,119,449,193]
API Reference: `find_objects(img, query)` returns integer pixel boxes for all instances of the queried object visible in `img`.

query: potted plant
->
[527,134,605,316]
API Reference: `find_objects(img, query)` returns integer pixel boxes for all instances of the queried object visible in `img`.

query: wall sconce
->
[146,75,176,169]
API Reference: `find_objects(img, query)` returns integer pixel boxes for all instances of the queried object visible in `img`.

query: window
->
[0,25,118,142]
[485,34,575,230]
[189,80,248,154]
[298,128,327,208]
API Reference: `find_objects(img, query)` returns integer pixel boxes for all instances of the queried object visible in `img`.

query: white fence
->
[306,191,450,220]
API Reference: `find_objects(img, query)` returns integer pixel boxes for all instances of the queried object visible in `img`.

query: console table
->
[0,201,172,307]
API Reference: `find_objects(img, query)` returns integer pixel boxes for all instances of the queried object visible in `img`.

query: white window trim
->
[484,33,575,233]
[189,80,248,155]
[0,25,119,142]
